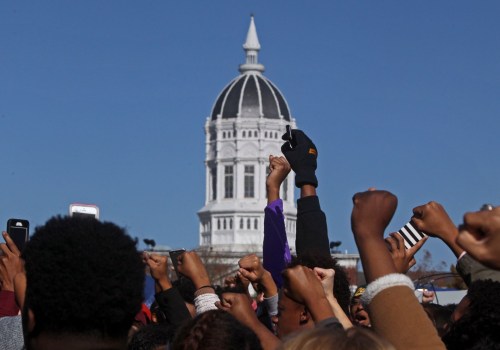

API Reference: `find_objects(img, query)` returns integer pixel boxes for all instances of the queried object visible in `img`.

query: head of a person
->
[128,323,173,350]
[22,216,145,350]
[349,286,371,328]
[278,326,395,350]
[272,253,351,338]
[172,309,262,350]
[272,288,314,339]
[443,279,500,349]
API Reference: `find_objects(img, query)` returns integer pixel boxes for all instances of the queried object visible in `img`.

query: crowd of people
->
[1,128,499,349]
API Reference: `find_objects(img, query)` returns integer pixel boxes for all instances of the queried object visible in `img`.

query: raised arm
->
[281,129,329,258]
[144,253,191,327]
[217,292,280,350]
[313,267,353,329]
[351,190,445,350]
[263,155,292,288]
[0,232,24,317]
[176,251,219,315]
[457,206,500,270]
[411,201,464,258]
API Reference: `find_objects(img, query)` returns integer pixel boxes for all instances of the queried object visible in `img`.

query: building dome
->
[211,73,291,121]
[210,16,291,121]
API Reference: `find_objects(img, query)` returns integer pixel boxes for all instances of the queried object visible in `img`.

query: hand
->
[282,265,326,305]
[457,206,500,270]
[217,292,281,350]
[412,202,458,242]
[351,190,398,240]
[0,232,24,292]
[238,254,277,297]
[143,253,171,290]
[266,155,291,202]
[177,251,210,289]
[422,290,435,304]
[385,232,428,273]
[313,267,335,300]
[216,292,259,328]
[281,129,318,188]
[238,254,266,283]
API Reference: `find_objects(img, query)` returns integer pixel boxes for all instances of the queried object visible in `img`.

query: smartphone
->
[69,203,100,220]
[169,249,186,278]
[397,220,427,249]
[6,218,29,252]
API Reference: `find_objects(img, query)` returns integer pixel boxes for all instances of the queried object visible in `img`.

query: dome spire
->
[239,15,265,74]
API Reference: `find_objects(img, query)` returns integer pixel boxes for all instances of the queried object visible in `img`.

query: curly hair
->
[288,253,351,315]
[23,216,145,339]
[128,323,174,350]
[443,279,500,349]
[172,310,262,350]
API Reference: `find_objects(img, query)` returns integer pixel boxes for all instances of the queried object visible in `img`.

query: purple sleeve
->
[263,199,291,288]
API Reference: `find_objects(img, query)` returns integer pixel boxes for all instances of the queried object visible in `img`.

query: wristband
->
[194,285,214,297]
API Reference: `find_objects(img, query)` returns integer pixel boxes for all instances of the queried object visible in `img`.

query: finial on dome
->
[239,15,265,74]
[243,15,260,51]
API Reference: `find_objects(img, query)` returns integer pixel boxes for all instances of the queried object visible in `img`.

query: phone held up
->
[69,203,100,220]
[169,249,186,279]
[6,218,29,252]
[397,220,427,250]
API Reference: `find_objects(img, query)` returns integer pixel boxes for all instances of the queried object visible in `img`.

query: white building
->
[198,17,298,253]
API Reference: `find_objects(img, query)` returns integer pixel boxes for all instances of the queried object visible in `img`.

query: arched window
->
[240,218,244,229]
[254,219,258,230]
[217,219,221,230]
[243,131,246,137]
[247,218,251,229]
[229,218,233,229]
[254,131,258,137]
[264,132,268,138]
[223,219,226,230]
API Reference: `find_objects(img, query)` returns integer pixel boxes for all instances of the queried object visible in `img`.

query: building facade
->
[198,17,297,253]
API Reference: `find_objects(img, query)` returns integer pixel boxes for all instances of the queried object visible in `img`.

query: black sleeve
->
[154,287,192,329]
[296,195,330,258]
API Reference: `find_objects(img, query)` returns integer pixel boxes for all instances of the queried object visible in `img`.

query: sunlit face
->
[271,290,313,339]
[350,298,371,327]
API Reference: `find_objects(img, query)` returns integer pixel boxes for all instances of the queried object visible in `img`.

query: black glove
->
[281,129,318,188]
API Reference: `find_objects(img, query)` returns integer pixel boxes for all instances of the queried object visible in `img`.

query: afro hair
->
[23,216,145,339]
[443,279,500,349]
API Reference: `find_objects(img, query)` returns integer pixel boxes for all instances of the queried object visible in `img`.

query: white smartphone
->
[69,203,100,219]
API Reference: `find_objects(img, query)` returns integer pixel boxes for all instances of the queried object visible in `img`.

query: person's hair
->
[289,253,351,315]
[23,216,145,339]
[128,323,173,350]
[443,279,500,349]
[279,326,395,350]
[421,303,453,337]
[172,310,262,350]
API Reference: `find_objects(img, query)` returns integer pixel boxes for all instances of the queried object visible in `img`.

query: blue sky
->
[1,1,499,268]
